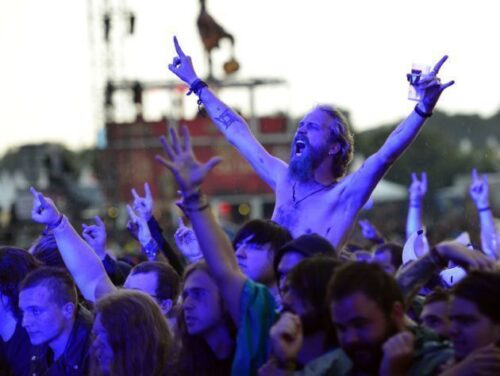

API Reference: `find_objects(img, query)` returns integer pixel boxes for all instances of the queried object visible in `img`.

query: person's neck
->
[0,310,18,342]
[313,161,336,186]
[203,322,234,360]
[49,318,75,360]
[297,331,328,365]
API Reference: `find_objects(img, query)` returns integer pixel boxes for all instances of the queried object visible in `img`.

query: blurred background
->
[0,0,499,254]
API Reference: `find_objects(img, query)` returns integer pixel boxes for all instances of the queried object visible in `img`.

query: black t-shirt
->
[0,322,31,376]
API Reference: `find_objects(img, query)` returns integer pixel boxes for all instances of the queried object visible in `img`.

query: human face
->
[420,300,450,338]
[182,270,224,336]
[449,297,500,360]
[124,271,173,316]
[281,280,310,317]
[235,236,274,285]
[92,314,114,373]
[289,109,334,181]
[330,292,398,372]
[19,285,72,346]
[277,251,305,294]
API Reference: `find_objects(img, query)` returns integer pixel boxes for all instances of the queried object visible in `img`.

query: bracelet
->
[414,104,432,118]
[182,188,203,203]
[179,189,210,212]
[186,79,207,97]
[43,215,64,235]
[143,238,160,260]
[478,206,491,212]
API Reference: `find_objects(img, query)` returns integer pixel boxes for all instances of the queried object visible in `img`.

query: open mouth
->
[295,140,306,156]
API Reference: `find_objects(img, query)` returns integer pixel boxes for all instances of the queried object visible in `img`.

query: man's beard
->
[342,319,400,375]
[289,141,329,182]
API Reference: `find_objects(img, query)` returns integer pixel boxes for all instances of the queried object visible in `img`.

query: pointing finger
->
[173,36,186,58]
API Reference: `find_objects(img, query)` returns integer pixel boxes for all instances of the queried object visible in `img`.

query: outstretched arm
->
[168,36,287,190]
[156,126,246,323]
[469,169,499,259]
[344,56,454,209]
[396,241,494,302]
[30,188,116,301]
[406,172,427,239]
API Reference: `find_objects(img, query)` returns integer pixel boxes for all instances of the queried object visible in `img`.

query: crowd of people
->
[1,37,500,375]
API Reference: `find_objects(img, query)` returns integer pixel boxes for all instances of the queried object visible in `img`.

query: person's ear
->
[62,302,75,320]
[159,299,174,316]
[328,143,341,156]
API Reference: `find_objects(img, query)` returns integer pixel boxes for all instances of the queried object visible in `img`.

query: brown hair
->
[316,105,354,179]
[175,262,235,375]
[20,266,77,308]
[92,290,173,376]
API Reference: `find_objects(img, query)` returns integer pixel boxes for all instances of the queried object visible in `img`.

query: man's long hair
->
[175,262,235,375]
[91,290,173,376]
[316,105,354,179]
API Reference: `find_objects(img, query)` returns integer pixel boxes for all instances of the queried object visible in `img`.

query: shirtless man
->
[168,37,454,249]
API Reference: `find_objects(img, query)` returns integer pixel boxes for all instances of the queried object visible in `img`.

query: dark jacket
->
[29,306,93,376]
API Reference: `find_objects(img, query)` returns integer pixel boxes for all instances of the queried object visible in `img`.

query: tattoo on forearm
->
[215,109,238,130]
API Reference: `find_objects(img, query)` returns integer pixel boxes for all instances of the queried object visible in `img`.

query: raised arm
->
[131,182,185,272]
[469,169,499,259]
[156,126,246,323]
[406,172,427,239]
[30,187,116,301]
[344,56,454,208]
[168,36,287,189]
[396,240,494,302]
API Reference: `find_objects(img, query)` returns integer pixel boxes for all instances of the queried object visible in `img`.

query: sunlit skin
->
[420,300,450,338]
[448,297,500,361]
[19,285,75,360]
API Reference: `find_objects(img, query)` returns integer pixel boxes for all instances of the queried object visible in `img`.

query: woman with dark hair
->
[175,261,235,375]
[90,289,173,376]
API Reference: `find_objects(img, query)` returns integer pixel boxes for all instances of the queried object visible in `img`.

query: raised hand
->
[126,205,153,247]
[409,172,427,204]
[82,216,107,259]
[131,182,154,221]
[417,55,455,112]
[174,217,203,263]
[469,169,490,209]
[155,125,221,195]
[168,36,199,85]
[30,187,61,226]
